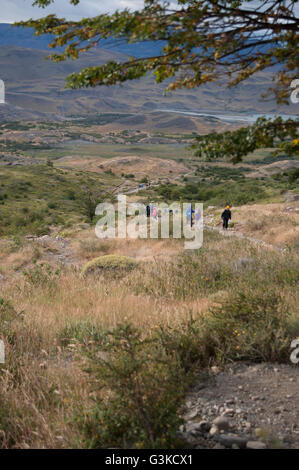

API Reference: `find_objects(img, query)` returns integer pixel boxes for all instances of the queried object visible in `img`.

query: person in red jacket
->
[221,205,231,230]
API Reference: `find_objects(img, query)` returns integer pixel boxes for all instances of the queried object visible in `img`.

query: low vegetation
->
[156,167,298,206]
[0,230,298,448]
[82,254,139,277]
[0,164,121,236]
[0,121,298,448]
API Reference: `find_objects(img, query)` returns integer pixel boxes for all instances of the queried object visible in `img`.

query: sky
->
[1,0,298,23]
[0,0,145,23]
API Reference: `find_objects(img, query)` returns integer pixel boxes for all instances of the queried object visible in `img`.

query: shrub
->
[79,324,189,448]
[59,320,105,347]
[198,287,296,364]
[23,263,61,288]
[82,255,139,277]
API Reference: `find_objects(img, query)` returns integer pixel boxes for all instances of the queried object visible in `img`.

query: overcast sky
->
[1,0,298,23]
[0,0,145,23]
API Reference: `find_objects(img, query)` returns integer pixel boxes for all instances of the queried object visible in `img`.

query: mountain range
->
[0,23,297,129]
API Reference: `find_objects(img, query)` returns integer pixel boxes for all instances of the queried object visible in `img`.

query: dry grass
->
[210,202,299,246]
[70,229,183,264]
[0,227,298,448]
[57,154,188,181]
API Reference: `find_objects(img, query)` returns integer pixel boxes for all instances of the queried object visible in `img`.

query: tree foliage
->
[191,116,299,162]
[16,1,299,103]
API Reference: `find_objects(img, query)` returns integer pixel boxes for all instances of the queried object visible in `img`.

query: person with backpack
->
[221,205,231,230]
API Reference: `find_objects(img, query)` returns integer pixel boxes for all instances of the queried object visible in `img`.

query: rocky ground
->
[179,362,299,449]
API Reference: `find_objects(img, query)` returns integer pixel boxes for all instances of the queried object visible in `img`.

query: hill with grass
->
[1,43,298,128]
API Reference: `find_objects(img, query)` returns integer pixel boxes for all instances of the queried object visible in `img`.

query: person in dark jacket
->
[221,205,231,229]
[146,204,151,218]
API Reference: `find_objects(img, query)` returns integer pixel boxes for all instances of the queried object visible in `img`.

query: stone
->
[223,408,235,417]
[186,421,211,436]
[209,426,219,437]
[284,191,299,203]
[213,443,226,449]
[213,416,230,431]
[196,420,211,433]
[246,441,267,449]
[225,399,235,405]
[216,434,248,449]
[184,408,199,420]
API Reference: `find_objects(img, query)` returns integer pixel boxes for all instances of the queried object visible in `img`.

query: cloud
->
[0,0,144,23]
[1,1,298,24]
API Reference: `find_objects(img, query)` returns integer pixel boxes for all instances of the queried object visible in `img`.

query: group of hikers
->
[146,203,232,229]
[146,203,157,218]
[146,203,174,220]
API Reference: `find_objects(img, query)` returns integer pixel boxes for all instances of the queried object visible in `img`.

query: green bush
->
[198,288,296,364]
[79,325,190,448]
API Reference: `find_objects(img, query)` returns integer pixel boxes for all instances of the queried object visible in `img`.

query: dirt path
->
[180,362,299,449]
[26,234,79,266]
[203,223,284,252]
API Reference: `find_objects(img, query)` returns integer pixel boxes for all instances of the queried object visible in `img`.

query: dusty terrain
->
[181,362,299,449]
[57,154,188,181]
[205,202,299,247]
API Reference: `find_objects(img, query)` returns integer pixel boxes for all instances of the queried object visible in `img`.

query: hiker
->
[186,204,195,227]
[186,205,191,224]
[221,205,231,230]
[194,208,202,226]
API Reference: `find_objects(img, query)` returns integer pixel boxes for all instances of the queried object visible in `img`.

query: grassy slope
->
[0,130,298,448]
[0,229,298,448]
[0,164,121,236]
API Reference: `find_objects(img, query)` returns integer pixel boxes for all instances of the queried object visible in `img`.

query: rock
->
[284,191,299,203]
[216,433,248,449]
[184,408,199,420]
[209,426,219,437]
[213,443,226,449]
[196,420,211,433]
[223,408,235,417]
[185,421,211,436]
[225,399,235,405]
[246,441,267,449]
[213,416,230,431]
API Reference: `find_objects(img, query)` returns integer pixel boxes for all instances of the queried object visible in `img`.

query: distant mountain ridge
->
[0,23,165,57]
[0,25,297,128]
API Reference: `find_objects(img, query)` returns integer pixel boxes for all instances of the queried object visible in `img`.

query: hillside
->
[0,45,298,129]
[0,22,298,452]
